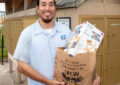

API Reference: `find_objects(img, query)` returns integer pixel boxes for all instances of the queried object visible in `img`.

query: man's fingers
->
[93,75,101,85]
[59,82,65,85]
[52,80,65,85]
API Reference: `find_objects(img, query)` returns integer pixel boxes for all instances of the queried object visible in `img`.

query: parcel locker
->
[105,18,120,85]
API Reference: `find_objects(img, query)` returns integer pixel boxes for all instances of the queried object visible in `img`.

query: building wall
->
[6,8,36,19]
[56,0,120,30]
[5,0,36,18]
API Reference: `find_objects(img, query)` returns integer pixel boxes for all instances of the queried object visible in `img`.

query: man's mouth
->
[44,12,51,16]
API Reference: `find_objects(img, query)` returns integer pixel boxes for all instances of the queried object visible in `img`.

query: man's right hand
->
[48,80,65,85]
[18,61,65,85]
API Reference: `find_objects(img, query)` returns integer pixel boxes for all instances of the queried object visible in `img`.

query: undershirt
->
[45,28,53,34]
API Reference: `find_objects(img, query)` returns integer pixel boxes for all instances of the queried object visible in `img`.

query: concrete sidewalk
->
[0,62,28,85]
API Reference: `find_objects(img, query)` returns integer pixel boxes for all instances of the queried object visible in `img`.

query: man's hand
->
[48,80,65,85]
[93,74,101,85]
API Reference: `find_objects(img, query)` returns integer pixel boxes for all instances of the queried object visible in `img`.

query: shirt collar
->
[34,19,62,35]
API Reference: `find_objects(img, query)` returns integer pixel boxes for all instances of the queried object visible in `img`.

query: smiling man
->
[13,0,100,85]
[13,0,70,85]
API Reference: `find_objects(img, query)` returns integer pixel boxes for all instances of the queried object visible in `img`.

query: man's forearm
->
[18,61,51,84]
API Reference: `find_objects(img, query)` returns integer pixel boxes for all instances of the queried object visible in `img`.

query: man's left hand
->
[93,74,101,85]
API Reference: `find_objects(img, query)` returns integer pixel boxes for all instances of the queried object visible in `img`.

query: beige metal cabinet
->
[79,15,120,85]
[105,18,120,85]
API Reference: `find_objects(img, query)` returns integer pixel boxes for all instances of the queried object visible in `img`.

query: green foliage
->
[0,26,3,33]
[0,26,7,59]
[0,26,5,48]
[0,26,2,48]
[0,48,8,60]
[0,35,2,48]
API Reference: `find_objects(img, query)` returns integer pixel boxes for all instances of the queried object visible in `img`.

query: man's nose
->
[45,5,50,10]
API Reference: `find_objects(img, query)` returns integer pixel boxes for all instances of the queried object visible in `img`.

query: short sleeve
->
[13,29,30,64]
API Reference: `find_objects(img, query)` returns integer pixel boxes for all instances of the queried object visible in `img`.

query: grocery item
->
[67,22,104,56]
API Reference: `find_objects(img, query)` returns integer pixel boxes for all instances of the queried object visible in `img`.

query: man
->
[13,0,100,85]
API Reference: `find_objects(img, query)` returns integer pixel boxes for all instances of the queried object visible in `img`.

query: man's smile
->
[44,12,51,16]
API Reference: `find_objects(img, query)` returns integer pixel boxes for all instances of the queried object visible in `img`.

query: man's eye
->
[42,4,45,6]
[42,3,46,6]
[49,3,54,6]
[50,4,54,6]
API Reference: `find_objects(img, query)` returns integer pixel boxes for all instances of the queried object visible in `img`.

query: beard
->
[42,18,53,23]
[41,14,55,23]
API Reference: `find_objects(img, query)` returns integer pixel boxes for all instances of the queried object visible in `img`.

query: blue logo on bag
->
[61,34,66,40]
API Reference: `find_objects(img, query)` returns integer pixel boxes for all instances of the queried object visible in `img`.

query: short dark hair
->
[36,0,56,6]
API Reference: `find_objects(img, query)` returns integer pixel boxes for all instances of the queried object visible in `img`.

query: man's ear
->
[36,6,39,13]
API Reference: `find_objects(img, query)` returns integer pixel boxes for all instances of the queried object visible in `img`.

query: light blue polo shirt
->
[13,19,71,85]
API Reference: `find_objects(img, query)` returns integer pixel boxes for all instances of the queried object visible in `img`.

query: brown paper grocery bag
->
[54,49,96,85]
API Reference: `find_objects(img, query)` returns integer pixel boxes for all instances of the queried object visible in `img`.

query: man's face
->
[36,0,56,23]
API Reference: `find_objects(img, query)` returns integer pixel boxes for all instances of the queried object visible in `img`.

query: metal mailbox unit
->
[79,15,120,85]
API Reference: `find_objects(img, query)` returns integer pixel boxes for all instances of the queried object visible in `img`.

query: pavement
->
[0,62,28,85]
